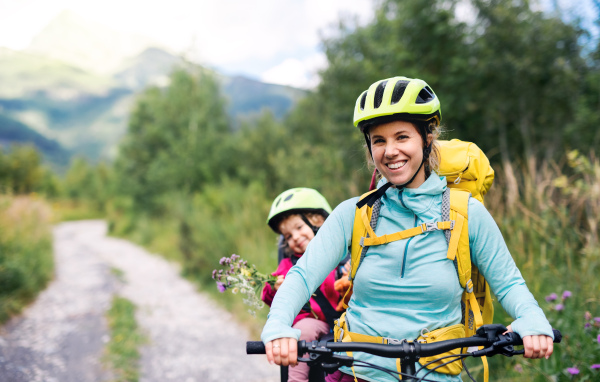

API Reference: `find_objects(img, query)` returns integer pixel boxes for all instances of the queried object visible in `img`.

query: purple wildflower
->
[545,293,558,302]
[591,364,600,369]
[231,254,239,261]
[567,367,580,375]
[597,334,600,344]
[555,304,564,312]
[585,323,591,329]
[514,364,523,373]
[216,282,227,293]
[212,269,217,279]
[595,317,600,324]
[562,290,572,300]
[219,257,228,265]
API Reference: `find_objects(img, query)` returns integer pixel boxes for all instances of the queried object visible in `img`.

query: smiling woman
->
[260,76,556,382]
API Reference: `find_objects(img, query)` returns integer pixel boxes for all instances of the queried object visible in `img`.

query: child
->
[262,187,340,382]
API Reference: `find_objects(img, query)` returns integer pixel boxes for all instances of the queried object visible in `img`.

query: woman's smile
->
[386,160,407,170]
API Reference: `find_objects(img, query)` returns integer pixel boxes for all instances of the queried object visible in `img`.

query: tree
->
[114,67,231,211]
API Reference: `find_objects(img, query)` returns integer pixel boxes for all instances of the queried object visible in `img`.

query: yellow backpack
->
[338,139,495,380]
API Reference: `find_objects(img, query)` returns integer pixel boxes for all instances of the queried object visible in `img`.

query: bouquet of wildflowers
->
[212,254,277,316]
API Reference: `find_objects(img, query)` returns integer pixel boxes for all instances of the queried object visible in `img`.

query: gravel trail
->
[0,220,278,382]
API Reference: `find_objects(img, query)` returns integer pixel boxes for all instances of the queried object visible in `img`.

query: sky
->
[0,0,596,89]
[0,0,375,89]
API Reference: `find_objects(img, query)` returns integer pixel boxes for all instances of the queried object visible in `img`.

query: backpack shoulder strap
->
[339,188,385,309]
[446,188,472,288]
[350,188,380,281]
[446,188,491,381]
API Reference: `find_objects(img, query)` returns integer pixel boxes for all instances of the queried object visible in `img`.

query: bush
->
[0,195,54,323]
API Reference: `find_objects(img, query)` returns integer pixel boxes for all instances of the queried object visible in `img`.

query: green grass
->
[0,195,54,324]
[104,296,145,382]
[51,199,107,222]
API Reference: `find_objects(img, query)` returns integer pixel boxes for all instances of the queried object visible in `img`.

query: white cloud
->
[260,53,327,89]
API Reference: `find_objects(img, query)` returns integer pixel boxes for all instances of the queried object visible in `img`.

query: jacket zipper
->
[399,190,417,278]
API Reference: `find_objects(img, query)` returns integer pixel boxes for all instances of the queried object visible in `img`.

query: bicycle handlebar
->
[247,325,562,357]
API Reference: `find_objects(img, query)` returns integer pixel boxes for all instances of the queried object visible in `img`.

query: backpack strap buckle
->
[337,328,345,342]
[423,222,440,232]
[465,279,474,293]
[384,337,404,345]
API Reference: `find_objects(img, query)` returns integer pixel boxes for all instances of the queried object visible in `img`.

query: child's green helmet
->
[267,188,332,233]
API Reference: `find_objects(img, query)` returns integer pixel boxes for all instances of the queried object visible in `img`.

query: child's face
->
[279,215,315,254]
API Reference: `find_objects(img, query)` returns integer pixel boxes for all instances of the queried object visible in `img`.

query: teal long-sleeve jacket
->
[261,174,553,382]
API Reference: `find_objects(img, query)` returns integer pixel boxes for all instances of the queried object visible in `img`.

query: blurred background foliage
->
[1,0,599,379]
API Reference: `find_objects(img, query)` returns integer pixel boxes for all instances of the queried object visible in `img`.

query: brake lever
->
[319,354,355,372]
[473,332,522,358]
[298,352,354,373]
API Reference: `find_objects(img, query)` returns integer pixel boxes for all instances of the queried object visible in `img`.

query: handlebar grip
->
[552,329,562,343]
[246,341,266,354]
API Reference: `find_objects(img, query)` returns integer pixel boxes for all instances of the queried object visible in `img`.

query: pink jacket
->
[262,254,340,326]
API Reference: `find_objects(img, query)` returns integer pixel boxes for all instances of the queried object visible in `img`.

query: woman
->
[261,76,554,381]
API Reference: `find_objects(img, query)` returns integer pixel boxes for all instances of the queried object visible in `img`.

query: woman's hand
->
[505,325,554,359]
[266,337,298,366]
[274,275,285,291]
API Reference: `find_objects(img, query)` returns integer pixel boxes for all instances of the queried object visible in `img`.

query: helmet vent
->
[275,197,281,207]
[284,193,294,202]
[416,86,435,104]
[391,80,409,104]
[359,91,367,110]
[373,80,387,108]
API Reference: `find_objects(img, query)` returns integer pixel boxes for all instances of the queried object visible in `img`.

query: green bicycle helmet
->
[353,76,441,132]
[267,188,332,233]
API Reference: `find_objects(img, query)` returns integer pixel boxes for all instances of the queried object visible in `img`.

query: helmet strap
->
[300,214,319,235]
[364,132,373,157]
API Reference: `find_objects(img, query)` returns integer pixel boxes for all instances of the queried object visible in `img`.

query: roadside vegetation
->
[0,194,53,324]
[104,294,145,382]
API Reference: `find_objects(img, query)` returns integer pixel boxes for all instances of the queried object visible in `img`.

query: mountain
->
[113,47,179,90]
[0,12,306,168]
[0,114,71,168]
[222,75,306,122]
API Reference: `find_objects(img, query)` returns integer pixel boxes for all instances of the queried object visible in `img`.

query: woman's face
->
[369,120,430,188]
[278,215,315,254]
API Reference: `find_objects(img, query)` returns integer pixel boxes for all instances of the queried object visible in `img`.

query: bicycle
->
[247,324,562,382]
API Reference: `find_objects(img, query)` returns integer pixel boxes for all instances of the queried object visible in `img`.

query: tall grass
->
[484,151,600,381]
[0,195,54,323]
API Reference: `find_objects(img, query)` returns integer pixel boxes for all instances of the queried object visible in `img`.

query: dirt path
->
[0,220,278,382]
